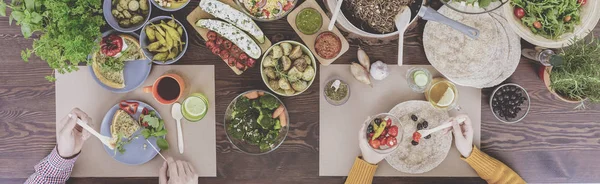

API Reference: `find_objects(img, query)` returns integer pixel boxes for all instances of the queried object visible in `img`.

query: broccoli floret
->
[234,97,251,113]
[259,94,280,110]
[256,108,276,129]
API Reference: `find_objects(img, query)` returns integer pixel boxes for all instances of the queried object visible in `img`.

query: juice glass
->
[424,78,460,111]
[181,93,209,122]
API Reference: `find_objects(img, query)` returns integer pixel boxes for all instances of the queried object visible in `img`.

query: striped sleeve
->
[25,147,79,184]
[345,157,378,184]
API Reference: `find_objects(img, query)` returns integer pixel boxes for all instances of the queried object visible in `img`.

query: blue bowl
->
[104,0,152,32]
[140,16,189,65]
[150,0,190,12]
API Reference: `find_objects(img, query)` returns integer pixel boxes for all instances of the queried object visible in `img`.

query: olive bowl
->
[489,83,531,124]
[150,0,190,12]
[139,16,189,65]
[103,0,152,33]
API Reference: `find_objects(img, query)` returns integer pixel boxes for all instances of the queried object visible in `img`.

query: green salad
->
[227,92,286,152]
[511,0,584,39]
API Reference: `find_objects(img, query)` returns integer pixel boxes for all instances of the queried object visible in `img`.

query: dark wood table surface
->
[2,0,600,183]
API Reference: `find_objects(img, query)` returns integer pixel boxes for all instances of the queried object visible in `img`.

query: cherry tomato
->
[141,108,149,115]
[578,0,587,5]
[206,41,216,49]
[246,58,256,67]
[231,45,241,55]
[142,122,149,128]
[215,36,224,45]
[100,34,123,57]
[235,60,246,70]
[223,40,233,50]
[369,139,381,149]
[381,137,388,146]
[533,21,542,29]
[387,137,397,147]
[226,57,236,67]
[367,132,374,138]
[238,53,249,61]
[514,7,525,19]
[386,118,392,127]
[211,47,221,55]
[564,15,572,22]
[219,50,230,60]
[388,126,398,137]
[207,31,218,41]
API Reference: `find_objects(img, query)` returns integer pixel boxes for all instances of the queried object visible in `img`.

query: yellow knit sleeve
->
[345,157,378,184]
[462,146,527,184]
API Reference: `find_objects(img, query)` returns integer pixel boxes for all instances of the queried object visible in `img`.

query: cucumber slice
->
[413,72,429,87]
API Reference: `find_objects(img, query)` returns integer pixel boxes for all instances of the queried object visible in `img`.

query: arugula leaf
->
[152,129,167,137]
[141,129,151,139]
[143,115,160,128]
[156,138,169,150]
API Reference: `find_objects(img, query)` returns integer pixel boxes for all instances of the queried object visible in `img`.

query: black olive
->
[367,125,374,133]
[374,118,382,125]
[417,123,424,130]
[411,115,418,121]
[424,134,432,139]
[498,113,505,117]
[411,140,419,146]
[521,97,527,101]
[511,96,517,100]
[497,92,503,96]
[515,107,522,113]
[504,95,510,100]
[422,121,429,128]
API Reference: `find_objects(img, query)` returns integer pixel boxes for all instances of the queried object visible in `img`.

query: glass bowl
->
[224,90,290,155]
[406,67,433,93]
[442,0,509,14]
[323,78,350,106]
[490,83,530,124]
[363,113,403,154]
[234,0,298,22]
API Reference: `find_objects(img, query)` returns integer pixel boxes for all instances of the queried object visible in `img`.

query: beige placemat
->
[319,65,481,176]
[55,65,217,177]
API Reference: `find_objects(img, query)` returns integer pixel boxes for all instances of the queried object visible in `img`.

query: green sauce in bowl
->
[295,8,322,35]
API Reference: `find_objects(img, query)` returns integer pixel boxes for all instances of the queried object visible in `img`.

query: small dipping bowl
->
[490,83,531,124]
[363,113,402,154]
[323,78,350,106]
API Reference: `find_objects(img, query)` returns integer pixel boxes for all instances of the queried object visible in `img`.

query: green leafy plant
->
[0,0,105,81]
[550,36,600,103]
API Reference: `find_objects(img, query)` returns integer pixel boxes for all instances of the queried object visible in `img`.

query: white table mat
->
[319,64,481,176]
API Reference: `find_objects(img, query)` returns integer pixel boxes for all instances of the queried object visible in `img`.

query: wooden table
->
[1,0,600,183]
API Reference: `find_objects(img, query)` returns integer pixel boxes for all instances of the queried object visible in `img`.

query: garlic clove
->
[370,60,389,80]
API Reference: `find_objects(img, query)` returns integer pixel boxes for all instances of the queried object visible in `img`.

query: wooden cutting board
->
[186,0,272,75]
[287,0,349,66]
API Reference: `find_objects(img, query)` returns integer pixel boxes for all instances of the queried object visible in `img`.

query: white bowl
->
[503,1,600,48]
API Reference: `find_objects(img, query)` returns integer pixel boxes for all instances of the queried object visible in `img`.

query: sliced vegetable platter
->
[186,0,273,75]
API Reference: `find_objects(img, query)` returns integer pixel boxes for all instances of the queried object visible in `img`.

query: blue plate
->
[89,30,152,93]
[100,100,163,165]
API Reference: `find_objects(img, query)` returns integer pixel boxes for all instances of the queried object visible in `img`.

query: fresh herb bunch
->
[550,37,600,103]
[0,0,105,81]
[511,0,581,39]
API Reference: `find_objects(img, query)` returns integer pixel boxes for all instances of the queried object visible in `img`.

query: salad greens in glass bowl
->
[224,90,289,154]
[442,0,508,14]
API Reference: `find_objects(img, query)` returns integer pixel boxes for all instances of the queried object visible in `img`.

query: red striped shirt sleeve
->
[25,147,79,184]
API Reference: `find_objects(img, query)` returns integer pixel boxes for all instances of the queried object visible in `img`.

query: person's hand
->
[56,108,92,158]
[358,121,396,165]
[449,114,474,158]
[159,157,198,184]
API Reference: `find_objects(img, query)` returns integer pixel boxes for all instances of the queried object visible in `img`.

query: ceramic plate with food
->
[235,0,297,21]
[141,16,188,65]
[89,30,151,93]
[385,100,451,174]
[100,100,169,165]
[104,0,151,32]
[224,90,289,154]
[261,41,317,96]
[503,0,600,48]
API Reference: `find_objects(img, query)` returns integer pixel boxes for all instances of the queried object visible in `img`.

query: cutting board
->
[186,0,272,75]
[287,0,349,66]
[319,65,481,177]
[56,65,217,177]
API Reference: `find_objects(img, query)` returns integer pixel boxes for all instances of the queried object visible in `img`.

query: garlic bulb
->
[370,61,389,80]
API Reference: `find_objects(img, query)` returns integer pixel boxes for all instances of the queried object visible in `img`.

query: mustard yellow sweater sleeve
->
[345,157,378,184]
[463,146,526,184]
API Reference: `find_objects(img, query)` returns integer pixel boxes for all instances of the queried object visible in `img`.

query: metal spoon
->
[171,103,184,154]
[394,6,412,66]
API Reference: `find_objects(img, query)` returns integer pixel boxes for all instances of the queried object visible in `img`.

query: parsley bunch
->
[0,0,105,81]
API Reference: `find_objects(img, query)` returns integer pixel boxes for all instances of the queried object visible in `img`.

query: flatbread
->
[483,11,522,87]
[423,6,512,88]
[385,101,451,174]
[92,34,143,89]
